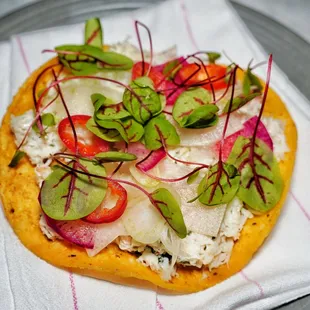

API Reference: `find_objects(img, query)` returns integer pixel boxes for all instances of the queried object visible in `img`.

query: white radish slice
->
[122,198,165,244]
[86,218,127,257]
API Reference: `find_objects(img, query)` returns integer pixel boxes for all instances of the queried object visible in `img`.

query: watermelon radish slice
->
[136,147,166,172]
[215,116,273,161]
[45,215,96,249]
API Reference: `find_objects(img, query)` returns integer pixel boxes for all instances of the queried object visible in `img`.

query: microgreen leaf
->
[85,18,103,48]
[144,114,180,150]
[32,113,56,133]
[150,188,187,238]
[227,136,283,212]
[243,68,263,96]
[198,162,240,206]
[172,87,219,128]
[222,92,261,113]
[86,118,122,142]
[95,151,137,162]
[187,170,199,184]
[123,76,162,124]
[8,150,26,168]
[55,44,133,75]
[248,69,263,92]
[242,73,251,96]
[40,159,108,220]
[206,52,221,64]
[91,93,130,120]
[95,117,144,143]
[91,93,115,113]
[163,59,182,79]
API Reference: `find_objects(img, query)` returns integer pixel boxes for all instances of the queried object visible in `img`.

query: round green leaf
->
[40,159,107,220]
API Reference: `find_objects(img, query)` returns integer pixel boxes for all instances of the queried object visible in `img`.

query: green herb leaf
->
[144,114,180,150]
[96,117,144,143]
[91,93,130,121]
[86,118,122,142]
[243,69,263,96]
[227,136,283,212]
[172,87,219,128]
[206,52,221,64]
[150,188,187,238]
[123,76,162,124]
[40,159,108,220]
[248,70,263,92]
[32,113,56,133]
[85,18,103,48]
[8,150,26,168]
[163,59,182,79]
[222,92,261,113]
[55,44,133,75]
[187,170,200,184]
[198,162,240,206]
[242,73,251,96]
[95,151,137,162]
[91,93,115,113]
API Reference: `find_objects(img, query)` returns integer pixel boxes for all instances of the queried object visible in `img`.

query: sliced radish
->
[214,116,274,161]
[137,148,166,172]
[45,215,96,249]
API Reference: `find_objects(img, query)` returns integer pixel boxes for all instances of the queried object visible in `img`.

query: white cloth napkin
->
[1,0,310,309]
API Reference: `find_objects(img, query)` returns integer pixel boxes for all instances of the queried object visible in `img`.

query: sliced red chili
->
[84,180,127,223]
[58,115,109,157]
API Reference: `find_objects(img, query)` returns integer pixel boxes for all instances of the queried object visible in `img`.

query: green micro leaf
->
[91,93,130,120]
[32,113,56,133]
[227,136,283,213]
[198,162,240,206]
[172,87,219,128]
[150,188,187,238]
[242,73,251,96]
[95,117,144,143]
[163,59,182,79]
[123,76,162,124]
[8,150,26,168]
[243,68,263,96]
[144,114,180,150]
[187,170,200,184]
[91,93,115,113]
[85,17,103,48]
[222,92,261,113]
[95,151,137,162]
[206,51,221,64]
[55,44,133,75]
[40,159,108,220]
[86,118,122,142]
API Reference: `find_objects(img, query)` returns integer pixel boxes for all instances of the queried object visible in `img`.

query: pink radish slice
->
[45,215,96,249]
[127,142,151,161]
[137,148,166,172]
[215,116,273,161]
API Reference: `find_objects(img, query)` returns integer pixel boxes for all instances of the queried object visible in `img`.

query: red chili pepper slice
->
[85,180,127,223]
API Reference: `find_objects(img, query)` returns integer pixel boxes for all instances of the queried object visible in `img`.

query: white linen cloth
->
[1,1,310,309]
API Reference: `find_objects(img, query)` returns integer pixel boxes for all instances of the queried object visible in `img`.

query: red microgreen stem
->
[134,20,153,76]
[137,166,205,182]
[32,63,62,133]
[51,70,78,154]
[191,55,215,101]
[252,55,272,142]
[219,65,238,160]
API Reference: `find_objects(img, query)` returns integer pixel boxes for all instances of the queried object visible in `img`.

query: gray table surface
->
[0,1,309,309]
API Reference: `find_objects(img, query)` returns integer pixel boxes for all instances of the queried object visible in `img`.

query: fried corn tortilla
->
[0,57,297,293]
